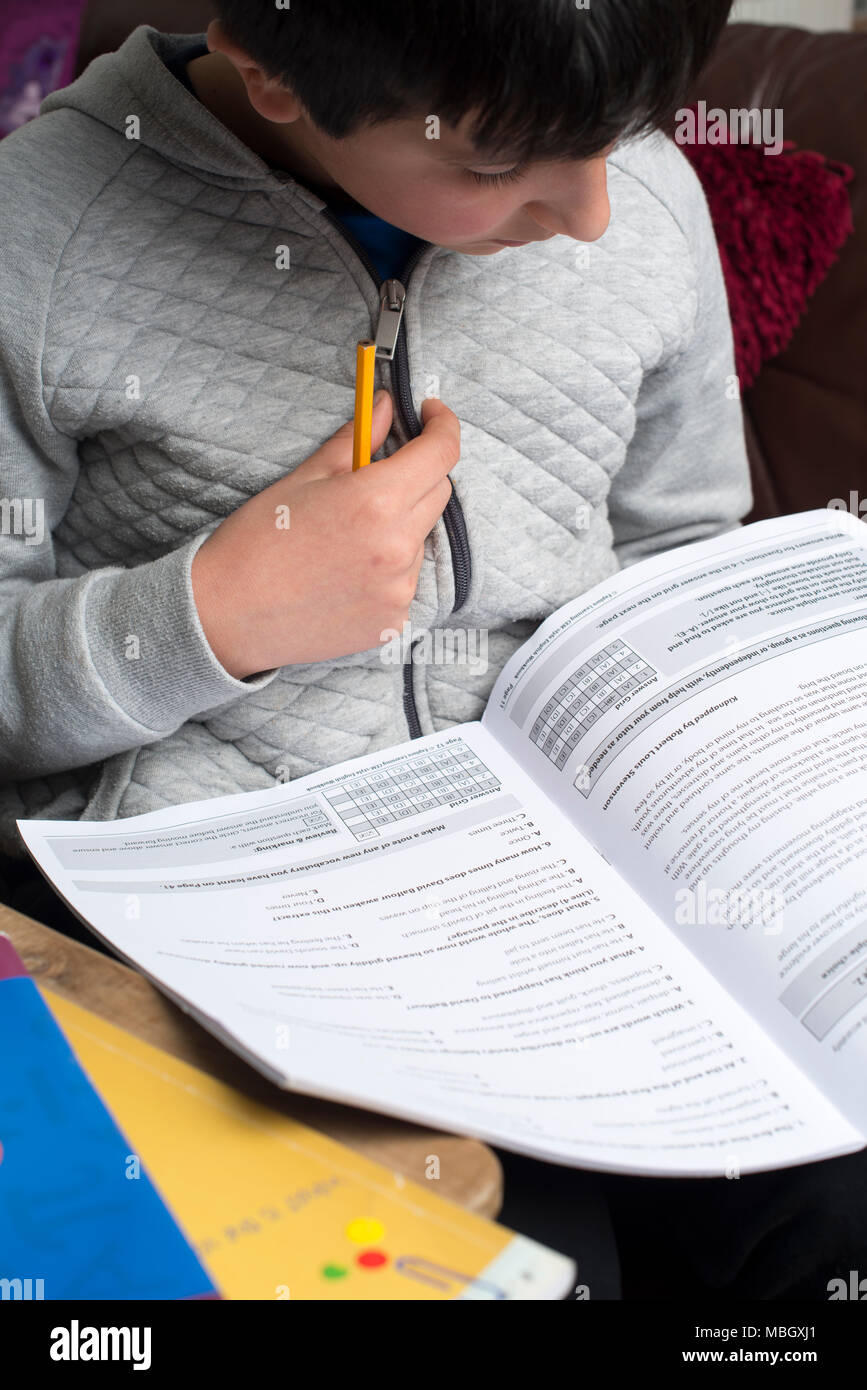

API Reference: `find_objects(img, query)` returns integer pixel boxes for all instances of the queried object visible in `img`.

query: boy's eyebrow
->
[418,114,532,165]
[437,145,530,166]
[429,128,621,168]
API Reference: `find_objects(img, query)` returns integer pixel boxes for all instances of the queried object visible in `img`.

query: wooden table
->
[1,904,503,1218]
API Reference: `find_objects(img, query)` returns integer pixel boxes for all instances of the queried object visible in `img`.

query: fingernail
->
[373,388,389,405]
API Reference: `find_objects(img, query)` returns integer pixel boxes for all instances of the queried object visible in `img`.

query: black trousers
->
[0,853,114,956]
[495,1143,867,1300]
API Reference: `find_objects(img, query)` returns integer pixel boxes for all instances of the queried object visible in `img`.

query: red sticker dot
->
[357,1250,388,1269]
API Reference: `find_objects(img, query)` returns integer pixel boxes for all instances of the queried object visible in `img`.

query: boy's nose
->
[566,192,611,242]
[525,189,611,244]
[524,161,612,244]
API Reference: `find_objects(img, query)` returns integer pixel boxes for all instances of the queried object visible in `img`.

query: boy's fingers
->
[404,540,427,588]
[286,395,459,512]
[296,390,394,480]
[411,475,454,540]
[362,397,461,506]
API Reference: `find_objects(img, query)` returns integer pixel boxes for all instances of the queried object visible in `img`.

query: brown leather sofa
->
[74,5,866,525]
[685,23,867,523]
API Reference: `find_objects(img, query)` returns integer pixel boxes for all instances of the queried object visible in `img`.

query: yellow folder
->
[42,989,574,1300]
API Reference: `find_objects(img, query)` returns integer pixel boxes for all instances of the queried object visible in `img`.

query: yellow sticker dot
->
[346,1218,385,1244]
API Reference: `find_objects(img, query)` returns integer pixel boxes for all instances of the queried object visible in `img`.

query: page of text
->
[485,510,867,1130]
[19,721,860,1177]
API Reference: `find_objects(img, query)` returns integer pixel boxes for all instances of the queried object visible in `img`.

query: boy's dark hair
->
[213,0,734,162]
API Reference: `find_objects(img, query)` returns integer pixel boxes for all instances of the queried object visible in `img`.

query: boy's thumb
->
[370,388,393,440]
[349,387,393,464]
[299,388,393,478]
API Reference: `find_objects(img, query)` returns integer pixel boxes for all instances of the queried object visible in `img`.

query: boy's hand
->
[191,392,459,679]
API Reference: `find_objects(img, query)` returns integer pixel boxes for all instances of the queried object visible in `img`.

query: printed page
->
[18,721,860,1177]
[484,509,867,1131]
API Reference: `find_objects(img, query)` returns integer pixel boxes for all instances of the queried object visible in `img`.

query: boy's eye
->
[468,164,527,187]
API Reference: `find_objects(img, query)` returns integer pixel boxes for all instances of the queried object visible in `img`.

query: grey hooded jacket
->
[0,26,752,857]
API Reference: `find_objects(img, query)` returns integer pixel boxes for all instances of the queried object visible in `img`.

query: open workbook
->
[19,509,867,1178]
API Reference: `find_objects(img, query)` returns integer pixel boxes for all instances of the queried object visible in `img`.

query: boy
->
[4,0,864,1300]
[0,0,748,844]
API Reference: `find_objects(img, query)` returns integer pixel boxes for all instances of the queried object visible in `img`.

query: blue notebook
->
[0,933,218,1300]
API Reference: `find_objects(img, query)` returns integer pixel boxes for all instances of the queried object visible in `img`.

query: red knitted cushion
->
[679,112,854,389]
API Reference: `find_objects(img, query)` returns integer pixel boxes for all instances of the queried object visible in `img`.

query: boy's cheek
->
[368,189,504,248]
[329,158,504,246]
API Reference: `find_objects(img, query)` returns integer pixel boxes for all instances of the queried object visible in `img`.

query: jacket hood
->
[39,24,322,198]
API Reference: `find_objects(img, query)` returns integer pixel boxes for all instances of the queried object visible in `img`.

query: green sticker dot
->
[321,1264,349,1280]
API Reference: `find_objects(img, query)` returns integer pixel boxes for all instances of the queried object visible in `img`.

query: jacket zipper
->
[320,210,472,740]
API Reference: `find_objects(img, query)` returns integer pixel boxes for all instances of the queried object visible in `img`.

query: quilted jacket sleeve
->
[0,125,278,784]
[0,353,279,783]
[606,140,754,570]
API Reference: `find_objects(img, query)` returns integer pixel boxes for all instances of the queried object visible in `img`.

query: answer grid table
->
[323,743,501,839]
[530,640,656,771]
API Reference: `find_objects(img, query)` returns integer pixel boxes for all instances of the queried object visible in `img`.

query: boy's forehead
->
[437,113,520,161]
[376,108,523,164]
[364,108,613,166]
[378,110,613,166]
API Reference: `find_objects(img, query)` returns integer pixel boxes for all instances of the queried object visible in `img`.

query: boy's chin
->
[444,241,512,256]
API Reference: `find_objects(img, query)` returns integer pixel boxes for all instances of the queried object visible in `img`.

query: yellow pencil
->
[352,339,377,470]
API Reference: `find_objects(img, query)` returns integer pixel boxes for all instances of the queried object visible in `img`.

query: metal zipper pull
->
[374,279,406,360]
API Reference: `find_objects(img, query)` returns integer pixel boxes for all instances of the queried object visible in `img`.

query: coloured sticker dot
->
[357,1250,388,1269]
[346,1218,385,1244]
[321,1264,348,1280]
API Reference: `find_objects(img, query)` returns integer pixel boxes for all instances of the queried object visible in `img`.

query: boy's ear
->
[205,18,265,75]
[204,19,237,60]
[204,19,304,121]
